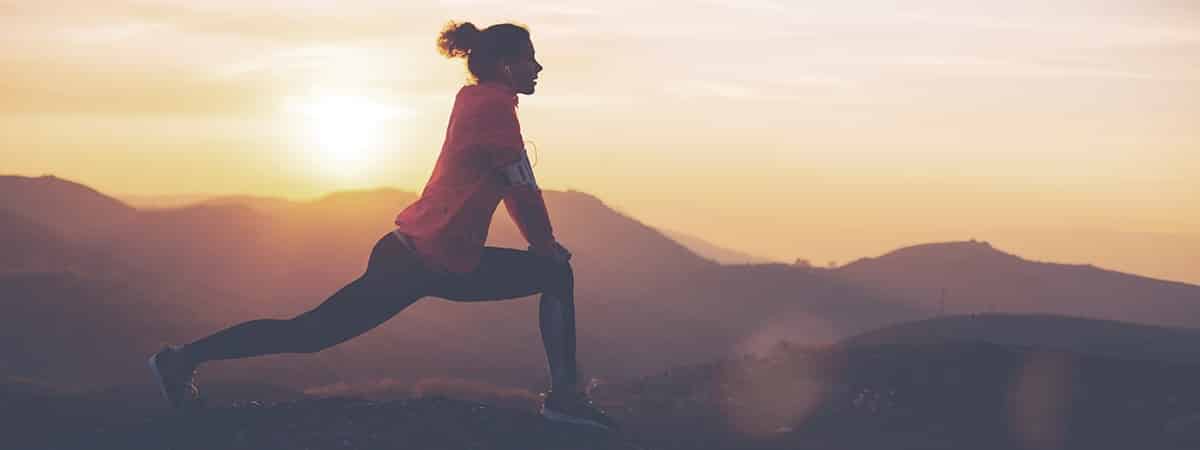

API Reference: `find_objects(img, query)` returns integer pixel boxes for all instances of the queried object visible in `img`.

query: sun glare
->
[286,92,413,177]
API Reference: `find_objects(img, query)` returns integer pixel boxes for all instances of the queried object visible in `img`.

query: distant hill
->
[0,208,152,281]
[116,192,302,212]
[0,174,137,238]
[113,192,224,209]
[0,208,65,271]
[976,227,1200,286]
[0,271,222,386]
[841,313,1200,365]
[659,227,779,265]
[835,240,1200,328]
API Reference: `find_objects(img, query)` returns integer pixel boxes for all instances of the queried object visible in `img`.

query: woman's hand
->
[530,240,572,264]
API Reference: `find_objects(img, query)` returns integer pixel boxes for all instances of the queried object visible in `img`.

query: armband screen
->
[498,151,537,188]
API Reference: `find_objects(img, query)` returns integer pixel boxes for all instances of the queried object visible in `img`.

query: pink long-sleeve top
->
[392,80,555,274]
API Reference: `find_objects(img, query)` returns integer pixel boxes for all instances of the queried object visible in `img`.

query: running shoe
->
[540,389,619,431]
[147,345,202,409]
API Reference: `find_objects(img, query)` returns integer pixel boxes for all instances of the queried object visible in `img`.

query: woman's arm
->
[497,150,556,250]
[471,93,562,256]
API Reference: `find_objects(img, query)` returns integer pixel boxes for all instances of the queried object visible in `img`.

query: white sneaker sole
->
[540,407,611,430]
[147,351,172,406]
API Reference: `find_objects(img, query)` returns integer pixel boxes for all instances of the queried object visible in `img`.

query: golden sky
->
[2,0,1197,271]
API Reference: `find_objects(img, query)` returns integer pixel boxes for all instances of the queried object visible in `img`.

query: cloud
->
[0,58,281,115]
[3,0,1198,117]
[529,93,641,108]
[3,0,438,44]
[663,79,815,102]
[867,55,1200,82]
[891,10,1200,47]
[696,0,789,14]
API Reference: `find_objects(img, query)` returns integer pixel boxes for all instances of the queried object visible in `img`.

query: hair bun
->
[437,20,480,59]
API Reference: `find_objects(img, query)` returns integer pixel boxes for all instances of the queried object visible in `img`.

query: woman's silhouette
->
[148,20,617,430]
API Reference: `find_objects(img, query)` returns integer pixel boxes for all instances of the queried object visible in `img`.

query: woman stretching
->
[148,20,617,431]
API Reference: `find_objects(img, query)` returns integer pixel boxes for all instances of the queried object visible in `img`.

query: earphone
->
[524,139,539,168]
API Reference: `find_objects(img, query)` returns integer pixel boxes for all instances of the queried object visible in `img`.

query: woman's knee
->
[540,260,574,297]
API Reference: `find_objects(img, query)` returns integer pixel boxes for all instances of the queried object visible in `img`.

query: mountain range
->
[1,174,1197,395]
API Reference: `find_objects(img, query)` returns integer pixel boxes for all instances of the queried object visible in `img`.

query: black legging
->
[178,231,579,391]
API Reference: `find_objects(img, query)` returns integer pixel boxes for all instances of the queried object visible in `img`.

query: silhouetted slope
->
[0,174,137,237]
[0,270,267,387]
[0,207,59,243]
[0,207,151,281]
[663,263,925,352]
[594,339,1200,450]
[94,202,282,296]
[841,313,1200,364]
[659,227,779,265]
[0,208,65,270]
[512,190,718,276]
[835,240,1200,328]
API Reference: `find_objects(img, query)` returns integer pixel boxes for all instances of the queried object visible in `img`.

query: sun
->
[286,92,413,177]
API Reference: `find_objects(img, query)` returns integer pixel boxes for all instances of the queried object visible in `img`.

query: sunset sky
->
[2,1,1197,271]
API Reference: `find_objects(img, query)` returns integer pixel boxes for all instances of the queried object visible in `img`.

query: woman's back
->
[393,80,530,274]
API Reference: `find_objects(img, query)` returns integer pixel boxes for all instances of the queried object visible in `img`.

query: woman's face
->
[502,39,542,95]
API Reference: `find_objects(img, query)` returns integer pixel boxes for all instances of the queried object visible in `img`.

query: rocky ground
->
[25,396,653,450]
[9,340,1200,450]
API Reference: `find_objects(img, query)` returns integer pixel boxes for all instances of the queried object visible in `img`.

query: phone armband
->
[498,150,538,188]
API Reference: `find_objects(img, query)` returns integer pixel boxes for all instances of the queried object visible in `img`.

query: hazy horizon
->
[98,184,1199,287]
[3,1,1196,282]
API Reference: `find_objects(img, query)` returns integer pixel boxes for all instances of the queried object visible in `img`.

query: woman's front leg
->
[428,247,579,391]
